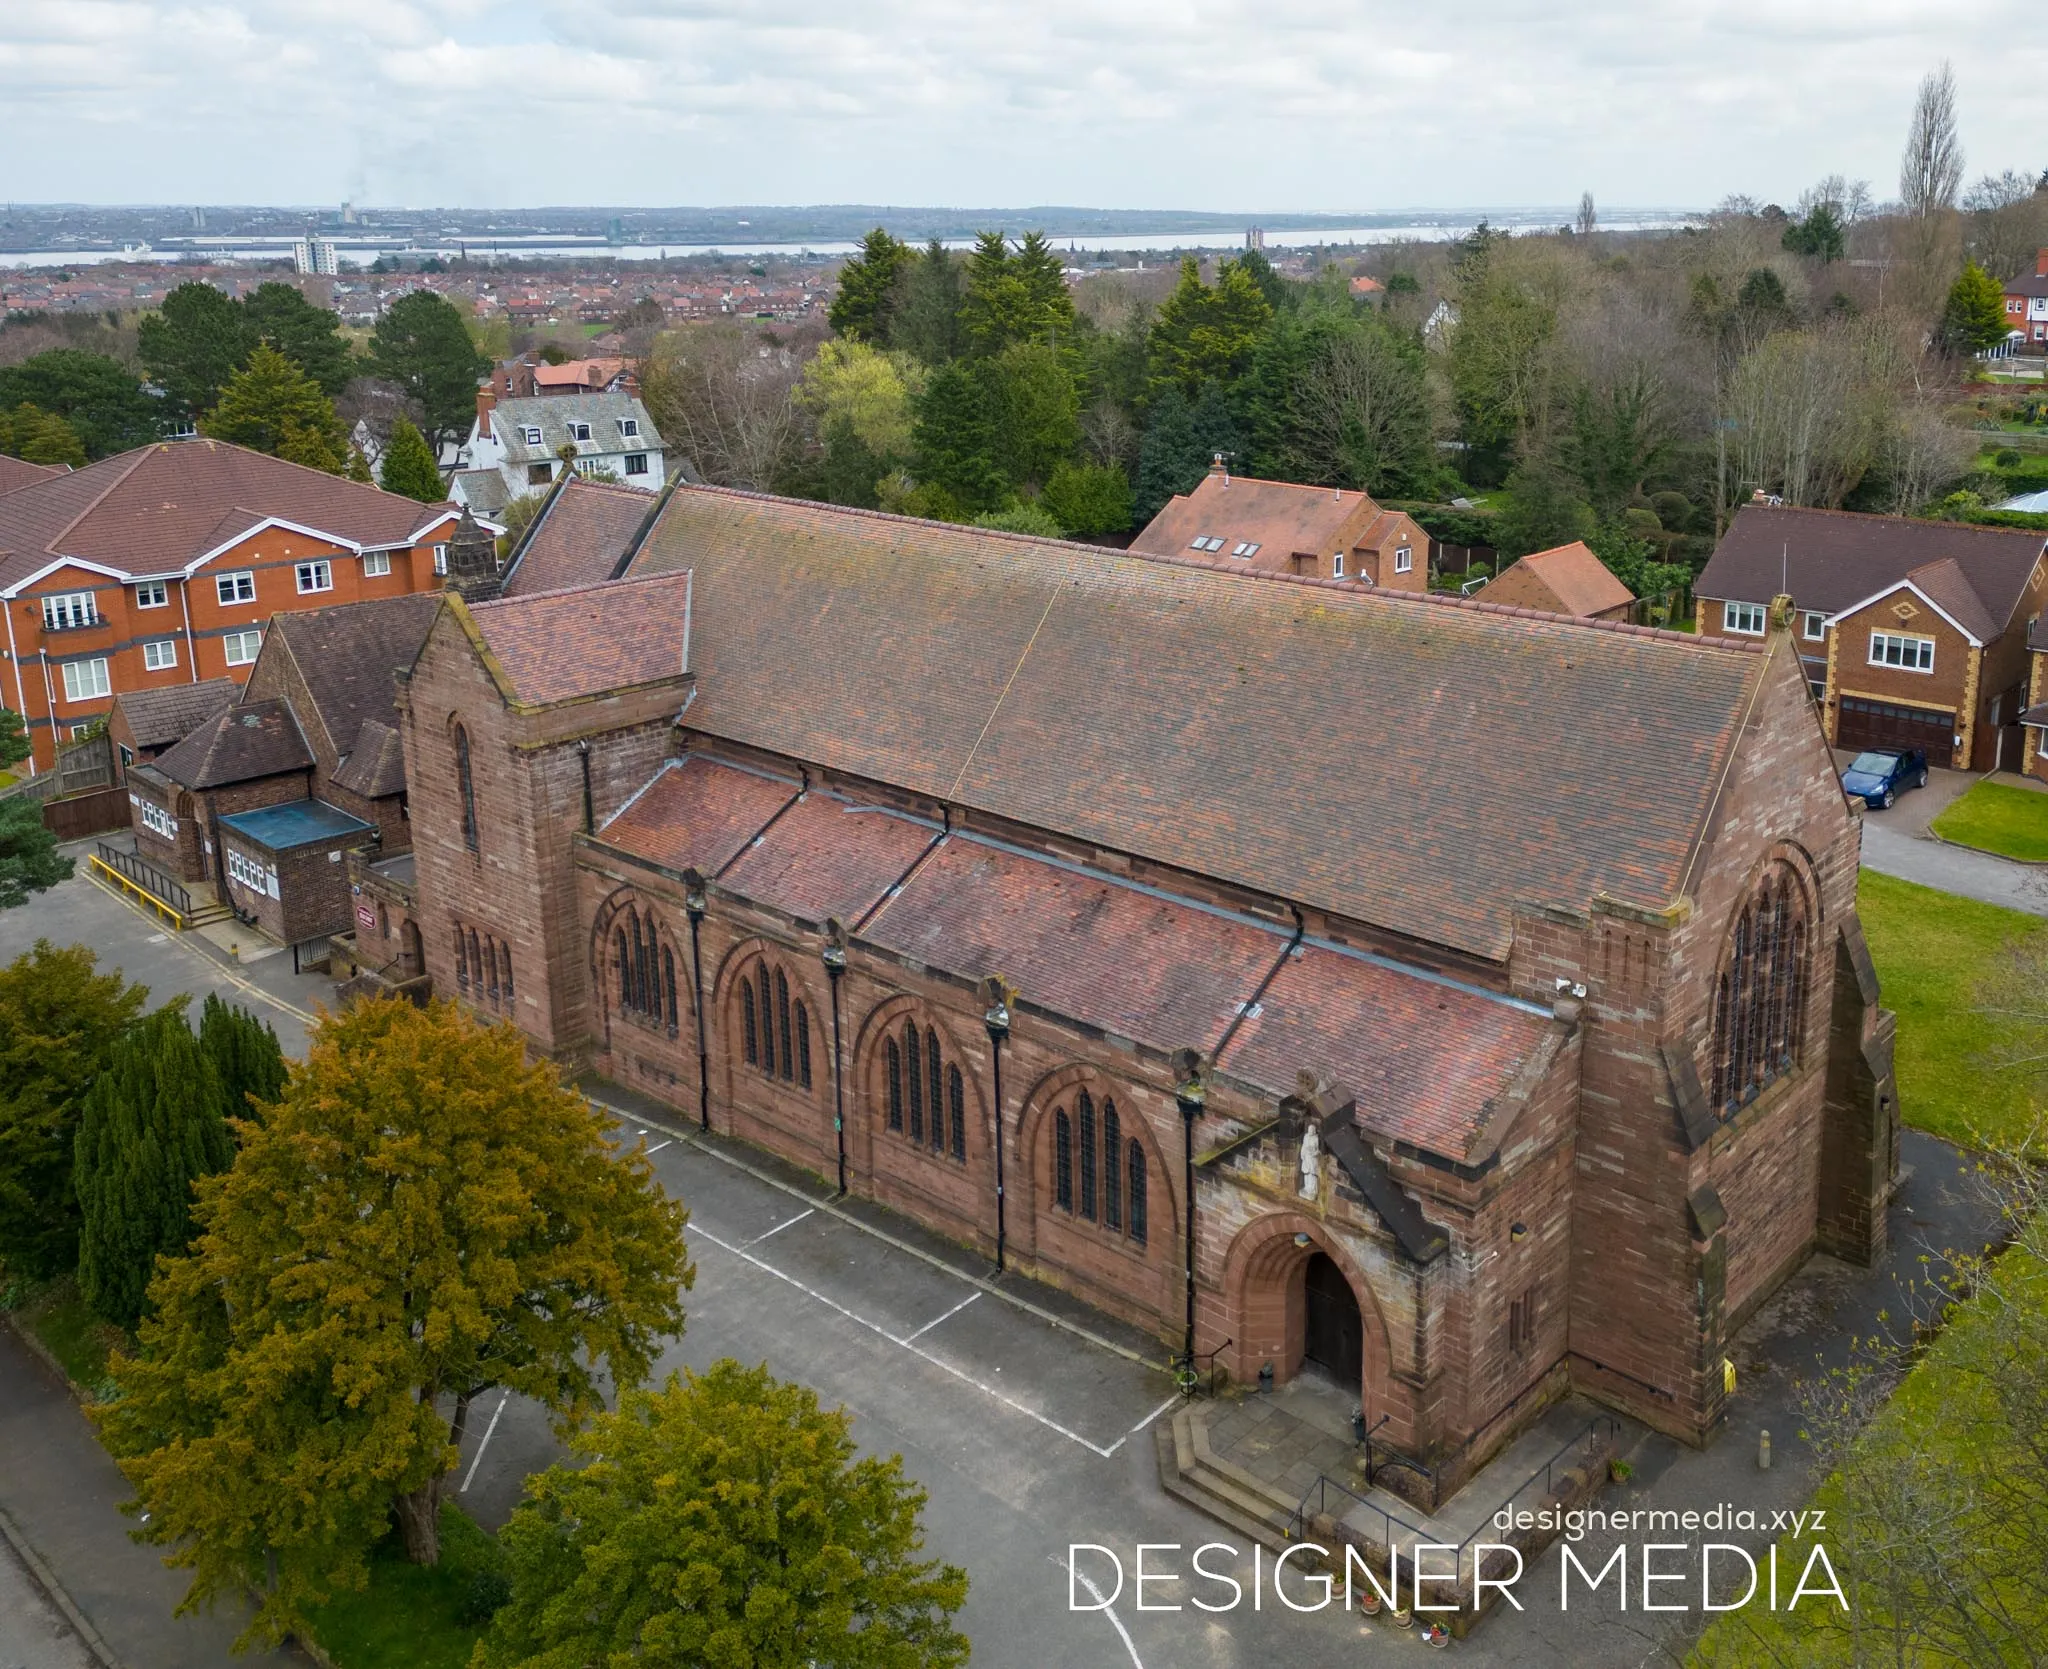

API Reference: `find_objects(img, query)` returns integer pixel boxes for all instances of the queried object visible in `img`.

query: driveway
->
[1847,759,2048,916]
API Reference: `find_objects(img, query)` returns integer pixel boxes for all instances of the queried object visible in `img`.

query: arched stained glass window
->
[1102,1102,1122,1231]
[662,948,676,1036]
[947,1064,965,1161]
[886,1039,903,1131]
[455,724,478,853]
[905,1021,923,1143]
[1054,1109,1073,1211]
[455,927,469,990]
[776,969,794,1082]
[758,971,776,1077]
[502,945,514,1002]
[1077,1091,1096,1221]
[795,1001,812,1089]
[926,1030,944,1151]
[741,976,758,1066]
[1128,1142,1147,1245]
[1710,864,1812,1113]
[615,930,629,1008]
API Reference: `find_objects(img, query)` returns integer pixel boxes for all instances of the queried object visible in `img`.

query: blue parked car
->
[1841,748,1927,810]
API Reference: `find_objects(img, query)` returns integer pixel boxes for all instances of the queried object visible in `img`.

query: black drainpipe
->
[683,867,710,1131]
[981,975,1013,1272]
[822,918,849,1196]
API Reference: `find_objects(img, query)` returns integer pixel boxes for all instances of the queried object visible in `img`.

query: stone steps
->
[1153,1405,1299,1552]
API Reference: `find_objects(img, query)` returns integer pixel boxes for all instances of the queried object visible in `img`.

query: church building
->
[394,485,1897,1497]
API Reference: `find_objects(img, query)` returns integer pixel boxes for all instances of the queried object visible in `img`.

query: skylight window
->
[1188,535,1226,552]
[1231,541,1260,558]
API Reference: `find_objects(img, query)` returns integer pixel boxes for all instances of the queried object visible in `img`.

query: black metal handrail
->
[95,840,192,917]
[1178,1337,1233,1399]
[1452,1414,1620,1557]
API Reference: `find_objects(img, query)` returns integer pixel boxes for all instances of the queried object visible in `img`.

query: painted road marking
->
[1055,1555,1146,1668]
[744,1206,814,1246]
[902,1290,980,1343]
[643,1139,673,1156]
[692,1223,1147,1458]
[460,1390,511,1494]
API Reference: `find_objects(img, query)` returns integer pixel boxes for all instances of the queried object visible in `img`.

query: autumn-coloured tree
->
[96,996,691,1647]
[478,1361,969,1669]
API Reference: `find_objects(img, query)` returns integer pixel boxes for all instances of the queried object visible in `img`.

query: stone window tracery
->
[1052,1087,1145,1249]
[611,908,676,1036]
[735,955,812,1090]
[1710,862,1812,1113]
[455,724,478,853]
[878,1012,964,1163]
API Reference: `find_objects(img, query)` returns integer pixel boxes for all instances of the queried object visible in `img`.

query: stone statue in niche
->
[1299,1121,1321,1200]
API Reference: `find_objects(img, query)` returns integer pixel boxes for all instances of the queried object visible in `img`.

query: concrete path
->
[0,1530,97,1669]
[1860,822,2048,915]
[0,1326,308,1667]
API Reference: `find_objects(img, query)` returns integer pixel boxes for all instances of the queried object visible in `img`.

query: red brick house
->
[398,490,1896,1492]
[1471,540,1635,621]
[0,439,457,774]
[2002,249,2048,347]
[1130,460,1429,589]
[1696,503,2048,769]
[126,592,440,951]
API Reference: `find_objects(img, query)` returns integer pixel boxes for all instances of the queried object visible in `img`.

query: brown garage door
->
[1837,696,1954,767]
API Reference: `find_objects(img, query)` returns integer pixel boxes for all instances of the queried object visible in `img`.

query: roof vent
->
[239,713,261,727]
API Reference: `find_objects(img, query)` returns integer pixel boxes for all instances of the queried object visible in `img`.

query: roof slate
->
[109,677,237,750]
[501,477,652,598]
[153,699,313,789]
[486,394,662,466]
[271,592,443,757]
[0,456,62,497]
[467,569,694,707]
[599,757,796,877]
[329,719,407,799]
[0,440,455,593]
[1130,470,1390,563]
[1698,504,2045,632]
[626,488,1766,961]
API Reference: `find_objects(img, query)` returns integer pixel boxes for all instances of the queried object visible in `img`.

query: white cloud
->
[0,0,2039,211]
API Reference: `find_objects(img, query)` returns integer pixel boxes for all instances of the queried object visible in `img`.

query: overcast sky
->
[2,1,2040,212]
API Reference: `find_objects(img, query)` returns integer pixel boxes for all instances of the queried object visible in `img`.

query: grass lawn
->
[1857,870,2048,1153]
[307,1504,499,1669]
[1929,778,2048,862]
[2,1273,125,1394]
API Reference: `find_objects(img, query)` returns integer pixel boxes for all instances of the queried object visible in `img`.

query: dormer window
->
[522,425,543,446]
[618,417,640,438]
[568,421,592,443]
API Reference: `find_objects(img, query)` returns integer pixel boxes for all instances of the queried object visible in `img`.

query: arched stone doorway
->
[1302,1251,1363,1385]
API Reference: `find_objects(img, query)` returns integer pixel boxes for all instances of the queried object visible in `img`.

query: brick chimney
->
[475,386,496,442]
[2036,247,2048,278]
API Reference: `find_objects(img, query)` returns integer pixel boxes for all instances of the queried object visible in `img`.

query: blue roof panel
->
[219,798,373,851]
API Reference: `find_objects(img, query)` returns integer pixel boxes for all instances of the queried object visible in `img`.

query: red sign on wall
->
[356,901,376,932]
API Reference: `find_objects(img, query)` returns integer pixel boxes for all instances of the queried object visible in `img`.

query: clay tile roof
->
[715,790,937,924]
[0,455,62,496]
[109,677,237,750]
[270,592,444,755]
[1899,557,1999,643]
[1504,541,1635,618]
[1129,470,1375,562]
[1698,503,2045,632]
[153,699,313,790]
[466,568,695,708]
[329,719,407,799]
[625,487,1766,962]
[599,756,796,876]
[0,439,457,593]
[501,476,654,598]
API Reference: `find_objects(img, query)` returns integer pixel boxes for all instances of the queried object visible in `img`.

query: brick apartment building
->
[393,486,1897,1492]
[1696,502,2048,771]
[0,439,458,773]
[1129,459,1429,589]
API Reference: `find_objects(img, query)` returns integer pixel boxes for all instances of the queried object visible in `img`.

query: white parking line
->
[460,1389,510,1493]
[744,1205,814,1246]
[693,1224,1145,1458]
[644,1139,673,1156]
[1055,1555,1146,1668]
[902,1290,980,1342]
[1127,1393,1181,1436]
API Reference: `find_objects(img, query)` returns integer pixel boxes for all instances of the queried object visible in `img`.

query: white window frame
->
[60,657,110,702]
[1394,545,1413,574]
[1230,540,1261,558]
[433,544,448,575]
[223,628,263,667]
[134,797,177,840]
[624,452,649,475]
[1724,600,1767,636]
[216,570,256,606]
[567,420,592,443]
[362,550,392,577]
[522,425,543,445]
[1802,611,1826,641]
[618,417,640,438]
[41,592,97,631]
[1332,552,1346,578]
[295,558,333,595]
[134,580,169,610]
[225,848,279,898]
[1869,630,1935,673]
[143,639,178,672]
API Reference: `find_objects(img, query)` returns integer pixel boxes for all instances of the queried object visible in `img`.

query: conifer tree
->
[202,344,349,473]
[198,993,287,1118]
[827,227,910,344]
[75,1005,234,1331]
[376,417,445,501]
